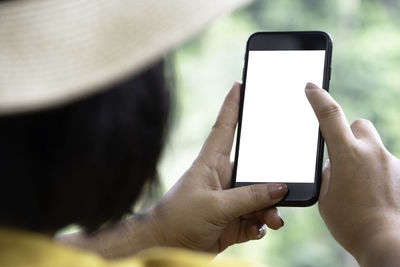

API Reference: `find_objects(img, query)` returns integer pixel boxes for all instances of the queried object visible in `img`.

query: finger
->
[221,183,288,219]
[198,81,241,165]
[305,83,355,148]
[250,207,284,230]
[260,208,284,230]
[240,221,266,242]
[241,210,259,220]
[241,207,284,230]
[350,119,384,145]
[242,207,284,230]
[255,224,267,239]
[219,219,264,251]
[319,159,331,199]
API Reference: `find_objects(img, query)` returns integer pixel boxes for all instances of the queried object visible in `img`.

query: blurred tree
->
[161,0,400,266]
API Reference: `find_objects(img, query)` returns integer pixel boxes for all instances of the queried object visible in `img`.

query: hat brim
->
[0,0,251,114]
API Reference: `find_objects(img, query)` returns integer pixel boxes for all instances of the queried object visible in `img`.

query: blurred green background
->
[158,0,400,266]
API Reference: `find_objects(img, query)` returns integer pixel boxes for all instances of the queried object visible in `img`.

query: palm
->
[150,83,285,254]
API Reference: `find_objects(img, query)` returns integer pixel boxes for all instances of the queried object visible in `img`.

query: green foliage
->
[159,0,400,266]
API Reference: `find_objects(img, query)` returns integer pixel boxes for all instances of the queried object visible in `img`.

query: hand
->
[305,82,400,266]
[57,82,287,257]
[147,81,287,252]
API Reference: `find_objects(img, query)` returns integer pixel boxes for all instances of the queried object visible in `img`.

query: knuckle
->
[212,117,235,132]
[351,118,373,129]
[317,103,342,120]
[247,185,261,203]
[211,120,220,131]
[331,140,361,162]
[211,118,224,131]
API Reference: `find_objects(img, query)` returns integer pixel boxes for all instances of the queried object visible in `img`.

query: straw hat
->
[0,0,251,115]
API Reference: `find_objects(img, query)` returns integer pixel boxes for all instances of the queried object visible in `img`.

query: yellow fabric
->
[0,228,258,267]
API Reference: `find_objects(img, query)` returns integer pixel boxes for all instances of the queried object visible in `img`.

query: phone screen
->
[235,49,325,184]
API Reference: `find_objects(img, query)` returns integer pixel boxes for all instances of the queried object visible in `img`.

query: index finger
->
[305,83,354,146]
[198,81,241,164]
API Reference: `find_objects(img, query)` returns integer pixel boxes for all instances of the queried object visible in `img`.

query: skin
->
[58,81,287,257]
[305,82,400,267]
[61,81,400,266]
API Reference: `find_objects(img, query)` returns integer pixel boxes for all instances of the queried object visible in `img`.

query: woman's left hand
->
[147,81,287,252]
[57,82,287,256]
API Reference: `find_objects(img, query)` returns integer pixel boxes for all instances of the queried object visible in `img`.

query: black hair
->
[0,60,170,233]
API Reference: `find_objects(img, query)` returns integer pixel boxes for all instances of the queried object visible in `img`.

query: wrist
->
[353,214,400,267]
[119,210,166,253]
[356,229,400,267]
[82,211,165,258]
[56,209,166,259]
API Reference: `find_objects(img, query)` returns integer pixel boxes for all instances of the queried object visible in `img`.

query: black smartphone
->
[232,31,333,206]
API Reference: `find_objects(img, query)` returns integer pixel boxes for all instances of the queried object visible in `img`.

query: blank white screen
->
[236,50,325,183]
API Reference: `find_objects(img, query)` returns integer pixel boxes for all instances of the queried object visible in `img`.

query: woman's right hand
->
[305,82,400,267]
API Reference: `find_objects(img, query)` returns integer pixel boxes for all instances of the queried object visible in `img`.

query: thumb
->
[220,183,288,219]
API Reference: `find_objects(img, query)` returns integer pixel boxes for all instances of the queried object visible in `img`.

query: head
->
[0,0,250,234]
[0,60,169,233]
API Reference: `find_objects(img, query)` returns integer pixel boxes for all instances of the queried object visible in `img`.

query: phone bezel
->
[232,31,333,207]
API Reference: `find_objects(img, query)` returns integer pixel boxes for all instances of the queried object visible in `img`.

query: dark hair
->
[0,60,170,233]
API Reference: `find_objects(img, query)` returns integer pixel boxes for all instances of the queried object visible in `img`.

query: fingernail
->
[233,80,242,87]
[305,82,319,90]
[277,209,284,227]
[324,159,330,168]
[256,224,267,239]
[268,184,287,199]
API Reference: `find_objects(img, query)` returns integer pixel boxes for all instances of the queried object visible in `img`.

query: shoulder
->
[0,228,259,267]
[133,247,261,267]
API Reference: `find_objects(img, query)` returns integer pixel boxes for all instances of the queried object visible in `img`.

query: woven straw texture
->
[0,0,250,114]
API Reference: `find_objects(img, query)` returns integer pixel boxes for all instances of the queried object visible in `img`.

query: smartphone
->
[232,31,333,206]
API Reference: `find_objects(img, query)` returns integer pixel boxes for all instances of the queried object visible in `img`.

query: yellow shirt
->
[0,228,258,267]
